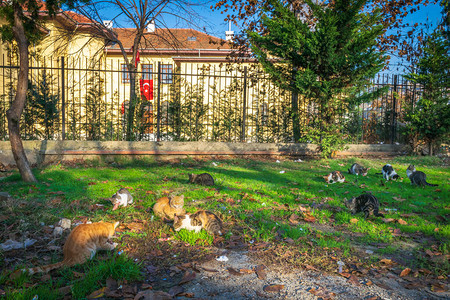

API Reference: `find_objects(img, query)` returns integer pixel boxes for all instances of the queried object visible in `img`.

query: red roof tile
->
[108,28,231,51]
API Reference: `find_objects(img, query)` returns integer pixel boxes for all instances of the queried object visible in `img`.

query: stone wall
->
[0,141,410,166]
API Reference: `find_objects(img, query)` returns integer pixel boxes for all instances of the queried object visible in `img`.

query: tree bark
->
[6,4,37,182]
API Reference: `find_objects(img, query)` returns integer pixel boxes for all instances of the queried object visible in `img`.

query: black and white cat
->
[110,188,133,210]
[348,163,370,176]
[406,165,438,186]
[381,164,400,181]
[345,193,383,218]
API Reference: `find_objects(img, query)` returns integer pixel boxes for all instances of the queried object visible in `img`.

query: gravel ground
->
[181,250,448,300]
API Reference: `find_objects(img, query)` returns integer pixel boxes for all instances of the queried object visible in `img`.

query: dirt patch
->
[179,249,447,300]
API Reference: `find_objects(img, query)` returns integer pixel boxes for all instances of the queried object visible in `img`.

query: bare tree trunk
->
[126,65,137,141]
[6,4,37,183]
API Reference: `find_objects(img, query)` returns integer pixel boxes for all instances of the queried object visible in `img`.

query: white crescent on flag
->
[143,82,150,92]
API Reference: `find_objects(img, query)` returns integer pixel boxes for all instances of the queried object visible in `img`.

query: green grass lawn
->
[0,155,448,298]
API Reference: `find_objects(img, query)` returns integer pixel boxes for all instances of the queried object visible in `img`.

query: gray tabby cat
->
[348,163,370,176]
[189,173,214,186]
[110,188,133,210]
[406,165,438,186]
[345,193,383,218]
[382,164,400,181]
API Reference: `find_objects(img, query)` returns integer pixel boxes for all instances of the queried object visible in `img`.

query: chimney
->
[147,20,156,33]
[103,20,113,29]
[225,21,234,41]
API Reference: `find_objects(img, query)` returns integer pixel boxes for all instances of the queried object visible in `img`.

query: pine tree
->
[404,23,450,155]
[247,0,386,157]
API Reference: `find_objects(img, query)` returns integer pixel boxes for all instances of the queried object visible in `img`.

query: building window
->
[142,64,153,80]
[121,64,129,83]
[161,64,173,84]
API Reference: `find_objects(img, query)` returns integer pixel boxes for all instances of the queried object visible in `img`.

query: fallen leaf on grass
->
[382,218,395,223]
[434,189,441,192]
[397,219,408,225]
[350,218,358,223]
[179,270,196,285]
[289,214,300,225]
[87,287,106,299]
[239,268,253,274]
[263,284,284,292]
[380,258,395,265]
[255,265,267,280]
[400,268,411,277]
[303,213,316,223]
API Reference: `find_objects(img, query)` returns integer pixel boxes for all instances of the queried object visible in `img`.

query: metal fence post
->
[156,62,161,141]
[391,74,398,144]
[241,66,247,142]
[61,56,65,140]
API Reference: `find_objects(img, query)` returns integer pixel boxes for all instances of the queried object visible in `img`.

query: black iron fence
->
[0,56,420,143]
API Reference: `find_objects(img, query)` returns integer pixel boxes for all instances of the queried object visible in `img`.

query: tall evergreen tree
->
[247,0,386,157]
[404,5,450,156]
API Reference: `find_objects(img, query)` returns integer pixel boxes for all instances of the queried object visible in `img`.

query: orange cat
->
[11,221,119,279]
[153,195,185,220]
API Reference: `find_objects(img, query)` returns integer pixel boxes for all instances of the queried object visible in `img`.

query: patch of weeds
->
[278,224,310,240]
[71,253,141,299]
[376,245,399,255]
[175,229,214,246]
[311,209,333,224]
[5,284,61,300]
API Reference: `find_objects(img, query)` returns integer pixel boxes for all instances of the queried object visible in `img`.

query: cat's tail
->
[10,261,65,279]
[374,212,384,217]
[425,181,438,187]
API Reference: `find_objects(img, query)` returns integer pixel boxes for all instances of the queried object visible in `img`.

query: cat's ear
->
[113,221,120,229]
[179,195,184,200]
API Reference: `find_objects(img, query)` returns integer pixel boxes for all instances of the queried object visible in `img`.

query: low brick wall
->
[0,141,410,166]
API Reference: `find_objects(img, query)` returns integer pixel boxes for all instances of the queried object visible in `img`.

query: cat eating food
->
[323,171,345,184]
[173,210,223,235]
[406,165,438,186]
[348,163,370,176]
[345,193,383,218]
[381,164,400,181]
[11,221,119,279]
[189,173,215,186]
[153,195,185,220]
[110,188,133,210]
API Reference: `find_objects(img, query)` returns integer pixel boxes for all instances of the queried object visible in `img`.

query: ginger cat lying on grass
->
[11,221,119,279]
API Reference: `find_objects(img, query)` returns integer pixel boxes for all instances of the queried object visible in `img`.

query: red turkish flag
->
[140,79,153,100]
[135,50,140,67]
